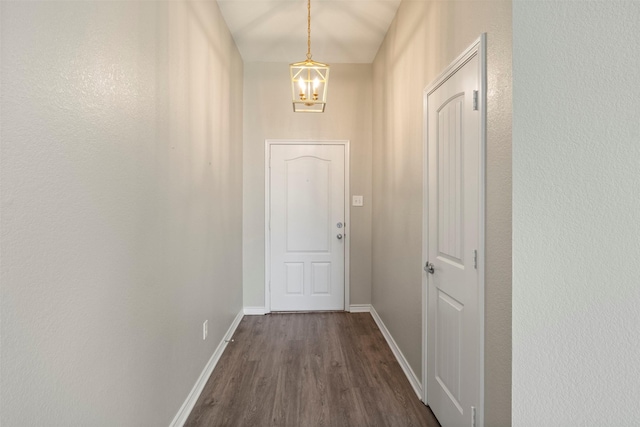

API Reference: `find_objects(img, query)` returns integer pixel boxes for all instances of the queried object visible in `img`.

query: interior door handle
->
[337,234,343,240]
[424,261,435,274]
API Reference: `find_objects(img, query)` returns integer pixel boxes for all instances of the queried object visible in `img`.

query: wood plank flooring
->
[185,312,440,427]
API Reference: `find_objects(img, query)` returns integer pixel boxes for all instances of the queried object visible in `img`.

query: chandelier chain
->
[306,0,312,60]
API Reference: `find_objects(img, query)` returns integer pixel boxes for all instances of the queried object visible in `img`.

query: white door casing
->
[266,141,349,312]
[423,36,486,427]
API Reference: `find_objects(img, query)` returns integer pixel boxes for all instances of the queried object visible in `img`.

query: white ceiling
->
[216,0,402,63]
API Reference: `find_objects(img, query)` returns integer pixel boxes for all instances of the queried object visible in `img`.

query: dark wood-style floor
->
[185,312,440,426]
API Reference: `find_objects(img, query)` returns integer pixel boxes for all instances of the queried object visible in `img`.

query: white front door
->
[269,144,345,311]
[425,47,483,426]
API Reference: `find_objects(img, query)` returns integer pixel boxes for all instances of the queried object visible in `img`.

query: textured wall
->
[0,1,243,425]
[372,1,512,425]
[513,1,640,425]
[243,63,373,309]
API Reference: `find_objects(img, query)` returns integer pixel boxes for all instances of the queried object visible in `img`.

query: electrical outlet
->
[352,195,364,207]
[203,320,208,340]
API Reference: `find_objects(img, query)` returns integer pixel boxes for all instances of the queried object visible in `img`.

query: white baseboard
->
[170,310,244,427]
[243,306,267,315]
[369,306,423,399]
[349,304,372,313]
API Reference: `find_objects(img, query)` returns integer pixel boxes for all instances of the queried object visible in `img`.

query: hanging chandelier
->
[290,0,329,113]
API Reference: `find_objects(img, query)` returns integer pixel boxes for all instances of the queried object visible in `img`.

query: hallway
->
[185,313,439,426]
[1,1,511,424]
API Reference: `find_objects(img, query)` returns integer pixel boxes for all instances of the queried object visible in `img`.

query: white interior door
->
[269,144,345,311]
[426,49,482,426]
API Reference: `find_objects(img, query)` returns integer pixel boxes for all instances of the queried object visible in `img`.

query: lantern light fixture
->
[290,0,329,113]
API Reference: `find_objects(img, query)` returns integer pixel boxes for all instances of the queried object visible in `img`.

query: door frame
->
[264,139,351,313]
[421,34,486,425]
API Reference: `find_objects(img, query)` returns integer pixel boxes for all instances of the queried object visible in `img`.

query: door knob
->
[337,234,343,240]
[424,261,435,274]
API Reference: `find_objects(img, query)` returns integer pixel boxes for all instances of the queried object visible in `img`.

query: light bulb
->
[298,77,305,93]
[313,77,319,91]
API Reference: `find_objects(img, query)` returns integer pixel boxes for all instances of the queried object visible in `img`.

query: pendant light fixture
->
[290,0,329,113]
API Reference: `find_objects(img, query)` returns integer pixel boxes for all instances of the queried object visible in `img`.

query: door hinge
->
[473,250,478,269]
[473,90,479,111]
[471,406,476,427]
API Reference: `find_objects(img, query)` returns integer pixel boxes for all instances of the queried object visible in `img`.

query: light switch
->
[352,195,364,207]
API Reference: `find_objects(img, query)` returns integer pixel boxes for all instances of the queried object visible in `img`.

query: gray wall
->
[242,63,373,309]
[372,1,512,425]
[513,1,640,424]
[0,1,243,425]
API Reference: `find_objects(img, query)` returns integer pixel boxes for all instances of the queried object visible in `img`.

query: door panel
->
[436,289,463,413]
[311,262,331,294]
[427,53,481,427]
[270,144,345,311]
[438,94,464,265]
[285,263,304,295]
[285,156,330,252]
